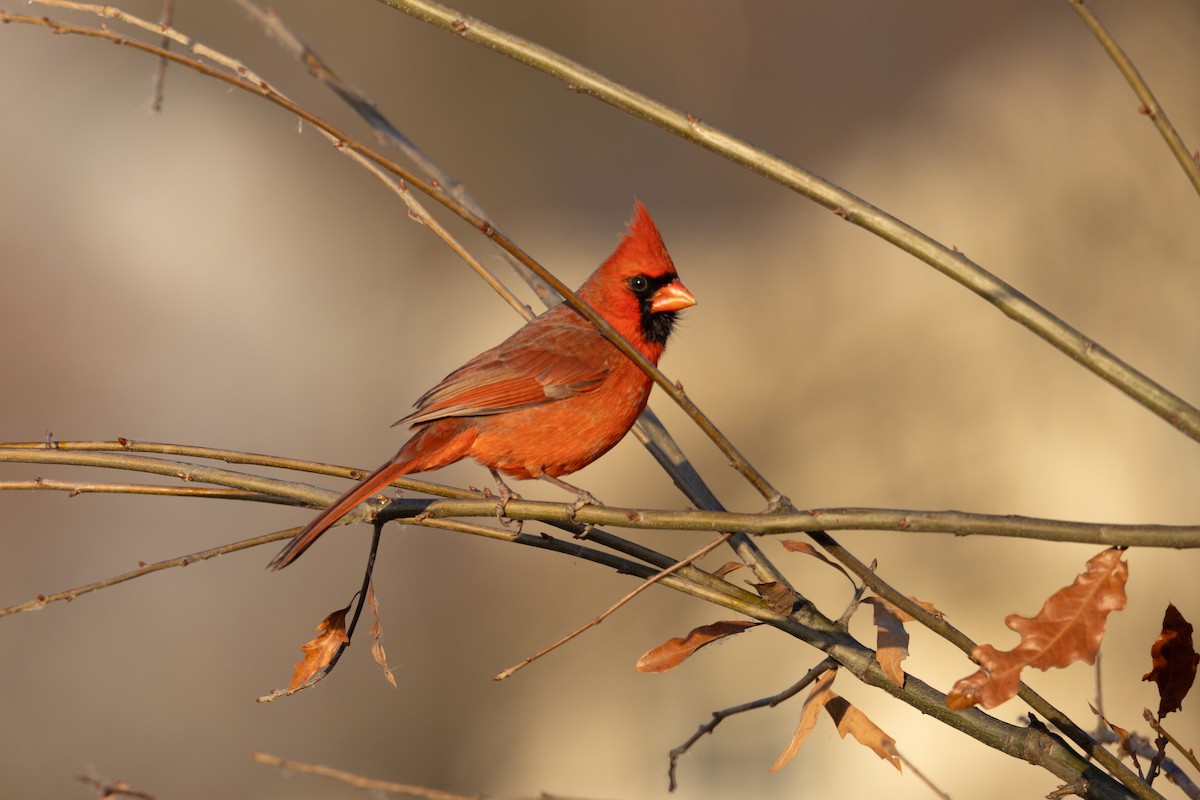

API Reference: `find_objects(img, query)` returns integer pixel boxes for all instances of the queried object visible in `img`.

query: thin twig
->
[1065,0,1200,198]
[149,0,173,111]
[493,532,733,681]
[0,528,297,618]
[1143,709,1200,774]
[0,478,297,502]
[893,751,952,800]
[3,438,481,498]
[668,658,836,790]
[229,0,560,306]
[337,143,532,318]
[75,774,158,800]
[251,751,481,799]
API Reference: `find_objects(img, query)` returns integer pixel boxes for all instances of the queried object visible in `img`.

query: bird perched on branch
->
[269,201,695,570]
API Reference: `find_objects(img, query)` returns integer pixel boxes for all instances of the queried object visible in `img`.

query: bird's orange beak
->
[651,279,697,313]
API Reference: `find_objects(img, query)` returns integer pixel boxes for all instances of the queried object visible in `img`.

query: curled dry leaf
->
[770,669,837,771]
[862,596,942,688]
[712,562,745,580]
[865,598,910,687]
[367,580,397,689]
[636,620,760,673]
[826,696,902,772]
[749,581,798,615]
[771,669,901,773]
[948,548,1128,711]
[1088,701,1141,773]
[289,605,350,691]
[781,539,854,584]
[1142,602,1198,717]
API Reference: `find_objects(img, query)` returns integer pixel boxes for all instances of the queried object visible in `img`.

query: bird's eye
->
[626,275,650,294]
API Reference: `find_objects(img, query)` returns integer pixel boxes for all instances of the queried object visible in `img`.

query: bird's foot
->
[488,469,523,532]
[565,489,601,525]
[534,474,602,525]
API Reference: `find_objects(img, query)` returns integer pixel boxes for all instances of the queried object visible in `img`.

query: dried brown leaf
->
[947,548,1128,710]
[1142,603,1198,717]
[749,581,798,614]
[781,539,818,556]
[865,598,909,687]
[769,669,837,772]
[1088,701,1141,772]
[781,539,854,583]
[712,562,745,580]
[636,620,759,673]
[288,605,350,691]
[367,580,397,689]
[826,696,901,772]
[884,597,945,624]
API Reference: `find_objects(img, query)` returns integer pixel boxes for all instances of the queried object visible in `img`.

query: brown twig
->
[894,750,952,800]
[668,658,836,790]
[0,528,298,618]
[493,532,733,681]
[229,0,560,306]
[251,751,481,799]
[0,478,295,502]
[1064,0,1200,198]
[149,0,173,111]
[1143,709,1200,775]
[76,774,157,800]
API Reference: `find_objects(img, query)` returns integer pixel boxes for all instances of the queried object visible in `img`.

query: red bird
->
[269,202,695,569]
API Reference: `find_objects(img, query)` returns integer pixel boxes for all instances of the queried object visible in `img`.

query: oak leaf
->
[948,548,1128,710]
[636,620,760,673]
[288,605,350,691]
[1142,603,1198,717]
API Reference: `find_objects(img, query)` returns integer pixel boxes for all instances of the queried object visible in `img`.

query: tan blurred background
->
[3,1,1200,798]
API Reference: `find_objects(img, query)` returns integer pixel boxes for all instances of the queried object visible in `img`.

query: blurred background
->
[2,1,1200,798]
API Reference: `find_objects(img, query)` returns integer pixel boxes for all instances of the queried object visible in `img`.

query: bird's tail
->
[267,459,411,570]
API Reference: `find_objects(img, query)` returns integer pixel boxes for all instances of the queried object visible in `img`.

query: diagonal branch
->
[1064,0,1200,198]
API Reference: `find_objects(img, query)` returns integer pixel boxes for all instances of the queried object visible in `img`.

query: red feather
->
[269,202,694,569]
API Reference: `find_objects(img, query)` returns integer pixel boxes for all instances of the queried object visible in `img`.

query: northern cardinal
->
[269,202,695,570]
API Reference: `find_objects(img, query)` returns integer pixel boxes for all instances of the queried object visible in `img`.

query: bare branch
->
[1064,0,1200,198]
[493,532,733,681]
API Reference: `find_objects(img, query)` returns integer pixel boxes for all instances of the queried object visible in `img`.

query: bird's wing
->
[394,326,612,427]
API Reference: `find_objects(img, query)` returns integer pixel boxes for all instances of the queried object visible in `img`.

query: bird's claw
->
[491,484,523,532]
[565,490,601,525]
